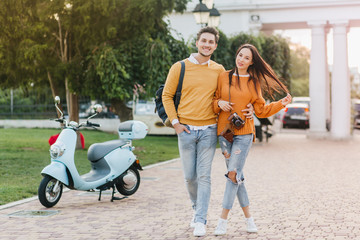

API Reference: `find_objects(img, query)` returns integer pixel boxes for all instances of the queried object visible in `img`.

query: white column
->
[307,21,329,138]
[330,20,351,140]
[325,26,331,130]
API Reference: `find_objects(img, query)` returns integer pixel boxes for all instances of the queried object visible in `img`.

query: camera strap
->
[229,80,232,114]
[228,76,245,123]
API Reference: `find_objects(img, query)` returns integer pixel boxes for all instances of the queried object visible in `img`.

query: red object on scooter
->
[48,133,85,149]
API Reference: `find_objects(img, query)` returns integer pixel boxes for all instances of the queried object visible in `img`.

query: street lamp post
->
[202,0,214,10]
[192,0,210,27]
[193,0,221,28]
[208,4,221,27]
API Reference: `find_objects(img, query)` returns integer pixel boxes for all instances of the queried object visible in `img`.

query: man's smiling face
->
[196,32,217,57]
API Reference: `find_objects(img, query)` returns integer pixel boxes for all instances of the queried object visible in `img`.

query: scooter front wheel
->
[38,175,63,208]
[116,165,140,196]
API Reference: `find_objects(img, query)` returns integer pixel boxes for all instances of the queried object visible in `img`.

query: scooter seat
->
[87,139,127,162]
[118,121,134,131]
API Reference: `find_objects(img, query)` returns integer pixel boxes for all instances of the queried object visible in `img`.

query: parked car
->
[282,103,310,129]
[292,96,310,109]
[130,99,176,135]
[274,108,285,120]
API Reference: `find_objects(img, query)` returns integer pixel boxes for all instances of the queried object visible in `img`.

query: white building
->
[167,0,360,140]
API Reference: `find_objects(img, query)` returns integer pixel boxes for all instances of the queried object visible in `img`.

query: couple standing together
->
[162,26,292,237]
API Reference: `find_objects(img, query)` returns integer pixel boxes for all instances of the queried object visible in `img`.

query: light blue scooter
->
[38,96,148,208]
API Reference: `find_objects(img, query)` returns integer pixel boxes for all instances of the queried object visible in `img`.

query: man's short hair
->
[196,26,219,43]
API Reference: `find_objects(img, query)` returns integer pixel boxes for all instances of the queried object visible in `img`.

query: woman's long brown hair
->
[228,43,289,99]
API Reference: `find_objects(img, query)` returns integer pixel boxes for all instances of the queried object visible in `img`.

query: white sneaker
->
[190,213,196,228]
[245,217,258,233]
[214,218,227,235]
[193,222,206,237]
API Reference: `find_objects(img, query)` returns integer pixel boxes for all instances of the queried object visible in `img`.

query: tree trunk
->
[64,77,82,149]
[68,92,79,123]
[111,98,133,122]
[47,71,63,118]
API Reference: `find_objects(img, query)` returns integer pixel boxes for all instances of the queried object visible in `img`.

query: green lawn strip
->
[0,128,179,205]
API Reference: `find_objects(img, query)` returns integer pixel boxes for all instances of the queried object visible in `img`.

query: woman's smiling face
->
[236,47,253,72]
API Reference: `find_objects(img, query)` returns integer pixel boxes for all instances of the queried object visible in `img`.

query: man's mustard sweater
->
[162,59,225,126]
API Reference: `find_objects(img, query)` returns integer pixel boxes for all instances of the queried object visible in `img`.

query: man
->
[162,27,253,237]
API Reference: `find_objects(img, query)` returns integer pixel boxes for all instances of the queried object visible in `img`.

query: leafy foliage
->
[289,44,310,96]
[0,0,47,88]
[84,45,131,100]
[0,0,294,116]
[229,32,265,57]
[0,0,191,120]
[211,30,233,70]
[260,34,291,99]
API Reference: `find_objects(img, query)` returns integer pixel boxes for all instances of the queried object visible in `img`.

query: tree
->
[0,0,47,88]
[211,30,232,70]
[260,34,291,99]
[44,0,191,122]
[229,33,264,59]
[0,0,191,122]
[81,4,190,121]
[289,44,310,96]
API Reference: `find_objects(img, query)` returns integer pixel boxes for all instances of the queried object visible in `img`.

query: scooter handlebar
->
[49,118,64,123]
[86,121,100,128]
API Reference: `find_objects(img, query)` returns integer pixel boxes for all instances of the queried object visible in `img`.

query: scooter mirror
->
[54,96,60,105]
[93,104,103,113]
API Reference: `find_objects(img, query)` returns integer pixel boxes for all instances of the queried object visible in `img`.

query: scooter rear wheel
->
[116,165,140,196]
[38,175,63,208]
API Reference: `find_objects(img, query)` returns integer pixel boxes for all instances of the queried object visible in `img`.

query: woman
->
[213,43,292,235]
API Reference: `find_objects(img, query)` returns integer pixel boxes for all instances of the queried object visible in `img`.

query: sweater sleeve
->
[162,62,181,123]
[252,84,284,118]
[212,74,223,114]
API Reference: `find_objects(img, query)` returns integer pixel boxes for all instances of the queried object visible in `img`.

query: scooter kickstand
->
[98,190,102,201]
[111,185,123,202]
[111,185,120,202]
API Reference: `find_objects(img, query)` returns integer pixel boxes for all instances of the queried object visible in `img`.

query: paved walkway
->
[1,131,360,240]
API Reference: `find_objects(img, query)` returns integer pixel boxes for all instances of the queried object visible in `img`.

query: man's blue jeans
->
[177,125,217,224]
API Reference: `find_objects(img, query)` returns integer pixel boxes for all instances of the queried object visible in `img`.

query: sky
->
[275,27,360,71]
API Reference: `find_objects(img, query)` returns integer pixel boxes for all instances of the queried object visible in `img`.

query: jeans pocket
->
[178,125,190,137]
[178,130,186,136]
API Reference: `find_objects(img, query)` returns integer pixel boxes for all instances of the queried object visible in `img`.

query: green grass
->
[0,128,179,205]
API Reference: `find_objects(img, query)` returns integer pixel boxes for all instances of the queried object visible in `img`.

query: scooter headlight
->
[50,142,66,159]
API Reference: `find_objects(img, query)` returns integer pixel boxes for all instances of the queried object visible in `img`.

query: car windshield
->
[287,108,305,115]
[294,101,309,105]
[135,102,156,115]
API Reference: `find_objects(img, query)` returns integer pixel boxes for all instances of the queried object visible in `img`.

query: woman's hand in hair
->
[218,100,234,112]
[281,93,292,106]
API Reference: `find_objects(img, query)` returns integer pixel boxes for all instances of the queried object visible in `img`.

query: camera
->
[229,112,245,129]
